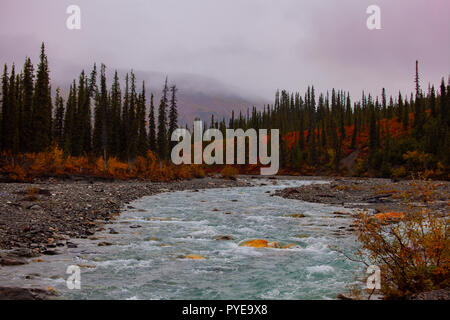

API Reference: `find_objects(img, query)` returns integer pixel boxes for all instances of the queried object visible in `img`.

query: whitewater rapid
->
[0,179,363,300]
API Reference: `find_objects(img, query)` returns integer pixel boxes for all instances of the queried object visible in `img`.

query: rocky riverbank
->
[0,176,252,263]
[1,175,448,300]
[274,177,450,214]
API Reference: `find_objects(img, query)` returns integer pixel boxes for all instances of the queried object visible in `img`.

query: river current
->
[0,179,363,299]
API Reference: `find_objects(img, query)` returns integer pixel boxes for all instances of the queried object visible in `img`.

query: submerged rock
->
[240,239,297,249]
[240,239,280,248]
[286,213,306,218]
[215,235,234,241]
[183,254,205,260]
[0,256,28,266]
[98,242,113,247]
[0,287,57,300]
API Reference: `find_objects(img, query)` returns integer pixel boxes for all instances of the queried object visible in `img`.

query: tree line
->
[1,43,449,178]
[205,62,449,177]
[0,43,178,163]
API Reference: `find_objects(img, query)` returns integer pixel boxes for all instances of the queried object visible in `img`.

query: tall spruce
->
[21,58,34,151]
[31,43,52,152]
[110,71,122,157]
[93,64,108,160]
[148,93,157,152]
[137,81,148,156]
[53,88,64,148]
[157,77,169,159]
[1,65,9,151]
[168,84,178,150]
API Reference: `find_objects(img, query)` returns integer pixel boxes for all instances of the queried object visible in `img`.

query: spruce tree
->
[148,93,156,152]
[137,81,148,156]
[127,71,138,160]
[110,71,122,157]
[157,77,169,159]
[53,88,64,148]
[168,84,178,150]
[63,82,76,154]
[1,65,9,151]
[31,43,52,152]
[93,64,108,160]
[121,73,130,161]
[413,60,425,137]
[21,58,34,152]
[71,71,87,156]
[5,64,20,154]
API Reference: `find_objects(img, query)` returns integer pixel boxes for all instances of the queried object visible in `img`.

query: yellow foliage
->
[352,179,449,299]
[0,147,208,182]
[221,166,239,179]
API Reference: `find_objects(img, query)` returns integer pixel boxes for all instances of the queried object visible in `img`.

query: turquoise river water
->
[0,179,364,299]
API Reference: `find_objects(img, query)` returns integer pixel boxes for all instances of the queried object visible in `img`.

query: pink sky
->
[0,0,449,100]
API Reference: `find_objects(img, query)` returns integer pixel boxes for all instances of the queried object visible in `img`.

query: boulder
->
[286,213,306,218]
[0,287,56,300]
[109,228,119,234]
[98,242,113,247]
[240,239,280,248]
[215,235,234,241]
[42,250,59,256]
[0,257,28,266]
[184,254,205,260]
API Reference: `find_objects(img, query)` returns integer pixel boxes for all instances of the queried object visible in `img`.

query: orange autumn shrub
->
[8,165,29,182]
[373,212,405,224]
[220,166,239,179]
[352,180,449,299]
[29,147,65,176]
[190,165,206,178]
[106,157,129,178]
[0,148,207,182]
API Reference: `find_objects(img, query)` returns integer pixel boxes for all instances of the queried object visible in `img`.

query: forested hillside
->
[1,44,449,180]
[215,62,449,179]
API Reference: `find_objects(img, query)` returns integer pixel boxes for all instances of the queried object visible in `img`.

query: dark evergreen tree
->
[93,64,109,160]
[53,88,64,148]
[157,78,169,159]
[31,43,52,152]
[109,71,122,157]
[148,93,156,152]
[21,58,34,152]
[168,84,178,150]
[137,81,148,156]
[1,65,9,151]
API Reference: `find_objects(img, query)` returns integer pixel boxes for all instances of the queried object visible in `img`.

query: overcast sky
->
[0,0,449,101]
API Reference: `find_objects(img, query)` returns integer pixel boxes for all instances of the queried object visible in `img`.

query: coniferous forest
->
[221,61,450,179]
[0,43,449,180]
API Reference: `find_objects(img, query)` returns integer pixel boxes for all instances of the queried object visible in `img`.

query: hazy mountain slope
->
[51,64,269,125]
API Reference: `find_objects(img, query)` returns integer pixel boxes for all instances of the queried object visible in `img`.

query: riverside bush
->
[353,180,449,299]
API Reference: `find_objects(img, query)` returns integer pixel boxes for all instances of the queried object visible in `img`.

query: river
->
[0,179,363,299]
